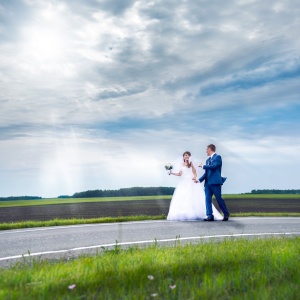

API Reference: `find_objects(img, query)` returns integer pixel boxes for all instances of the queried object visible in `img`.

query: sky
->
[0,0,299,198]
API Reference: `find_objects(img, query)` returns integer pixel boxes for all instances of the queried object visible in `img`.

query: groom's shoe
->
[204,217,214,222]
[222,216,229,221]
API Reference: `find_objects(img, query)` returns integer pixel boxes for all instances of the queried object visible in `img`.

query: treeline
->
[0,196,42,201]
[72,187,175,198]
[248,189,300,194]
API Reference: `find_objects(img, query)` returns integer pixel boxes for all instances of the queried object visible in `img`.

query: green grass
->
[0,237,299,299]
[0,215,167,231]
[1,213,299,231]
[0,195,172,208]
[0,194,299,208]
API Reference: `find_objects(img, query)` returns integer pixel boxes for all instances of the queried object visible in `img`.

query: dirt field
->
[0,198,299,222]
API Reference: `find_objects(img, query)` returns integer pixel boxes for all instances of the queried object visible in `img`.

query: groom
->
[197,144,230,221]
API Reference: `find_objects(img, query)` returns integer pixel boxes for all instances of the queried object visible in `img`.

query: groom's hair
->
[207,144,216,152]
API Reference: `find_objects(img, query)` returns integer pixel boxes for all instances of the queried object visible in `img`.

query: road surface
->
[0,217,299,267]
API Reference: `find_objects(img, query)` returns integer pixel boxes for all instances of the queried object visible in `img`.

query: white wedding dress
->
[167,165,223,221]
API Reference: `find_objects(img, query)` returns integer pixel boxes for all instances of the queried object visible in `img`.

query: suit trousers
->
[205,183,230,218]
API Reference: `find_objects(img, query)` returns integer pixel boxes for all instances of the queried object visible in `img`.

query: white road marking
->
[0,231,299,262]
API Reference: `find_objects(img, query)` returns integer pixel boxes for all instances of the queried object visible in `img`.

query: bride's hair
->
[183,151,192,168]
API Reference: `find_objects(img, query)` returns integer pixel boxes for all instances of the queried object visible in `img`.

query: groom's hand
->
[193,179,199,183]
[198,163,203,168]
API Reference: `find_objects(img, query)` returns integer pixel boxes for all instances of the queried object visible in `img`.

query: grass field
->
[0,194,299,208]
[0,237,299,299]
[0,195,172,208]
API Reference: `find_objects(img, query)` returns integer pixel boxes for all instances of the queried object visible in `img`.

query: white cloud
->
[0,0,299,196]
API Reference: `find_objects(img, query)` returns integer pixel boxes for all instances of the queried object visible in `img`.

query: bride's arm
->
[170,170,182,176]
[191,163,197,180]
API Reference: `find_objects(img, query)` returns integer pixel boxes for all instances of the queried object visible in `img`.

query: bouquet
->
[165,163,173,175]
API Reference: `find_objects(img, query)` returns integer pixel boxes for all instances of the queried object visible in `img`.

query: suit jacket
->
[199,153,226,185]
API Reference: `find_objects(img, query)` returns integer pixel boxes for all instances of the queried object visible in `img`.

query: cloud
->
[200,57,300,95]
[0,0,299,196]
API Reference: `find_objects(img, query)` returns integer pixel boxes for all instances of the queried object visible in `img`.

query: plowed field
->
[0,198,299,222]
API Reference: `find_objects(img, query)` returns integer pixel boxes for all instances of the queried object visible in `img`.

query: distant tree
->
[249,189,300,194]
[0,196,42,201]
[72,187,175,198]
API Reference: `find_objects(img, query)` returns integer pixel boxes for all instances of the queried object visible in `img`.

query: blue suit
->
[199,153,229,219]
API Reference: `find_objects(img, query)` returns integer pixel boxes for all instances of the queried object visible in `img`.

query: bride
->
[167,151,222,221]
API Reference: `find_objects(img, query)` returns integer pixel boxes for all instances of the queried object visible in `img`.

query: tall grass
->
[0,237,299,299]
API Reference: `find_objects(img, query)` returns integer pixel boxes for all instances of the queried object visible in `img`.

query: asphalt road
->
[0,217,299,267]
